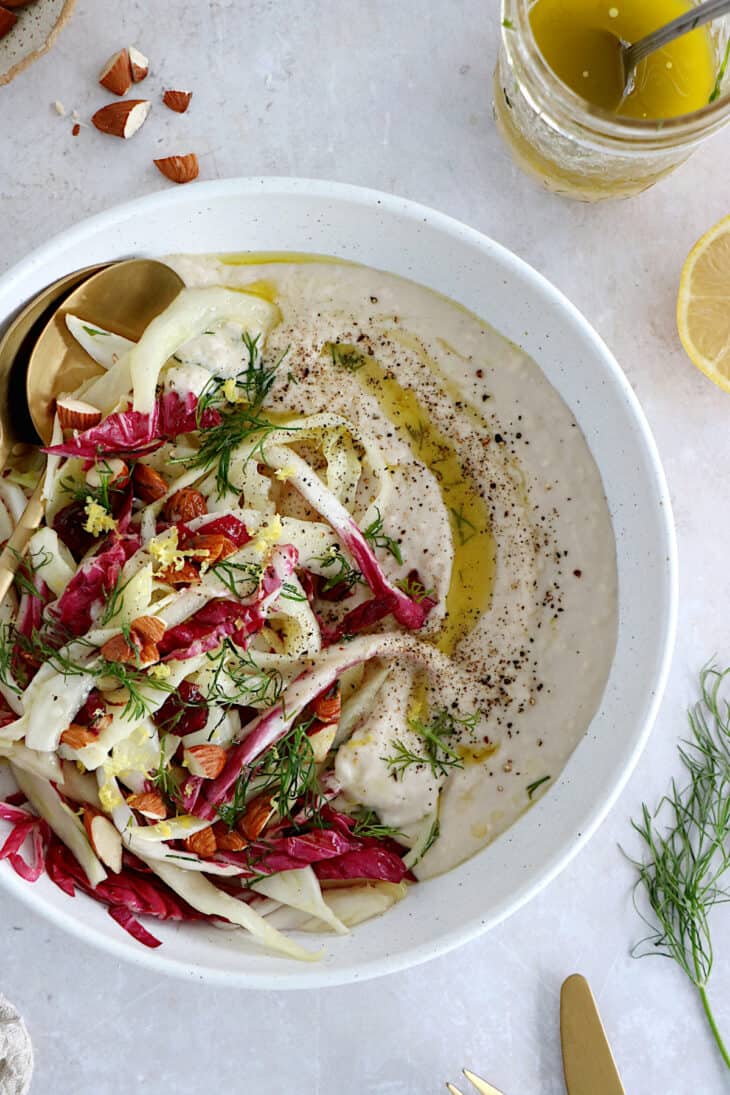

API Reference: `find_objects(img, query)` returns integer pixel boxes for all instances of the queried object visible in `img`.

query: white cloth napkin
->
[0,994,33,1095]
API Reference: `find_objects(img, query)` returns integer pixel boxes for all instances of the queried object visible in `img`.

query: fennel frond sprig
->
[629,664,730,1071]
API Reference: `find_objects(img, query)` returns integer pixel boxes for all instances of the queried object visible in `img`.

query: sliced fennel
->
[252,867,348,935]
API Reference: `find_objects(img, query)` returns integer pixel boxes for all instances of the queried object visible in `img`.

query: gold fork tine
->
[463,1069,505,1095]
[446,1086,465,1095]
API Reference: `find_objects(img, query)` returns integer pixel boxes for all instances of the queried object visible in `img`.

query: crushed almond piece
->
[60,724,99,750]
[127,791,167,819]
[185,827,216,859]
[163,487,207,523]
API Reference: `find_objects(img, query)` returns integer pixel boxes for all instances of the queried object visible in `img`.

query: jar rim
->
[501,1,730,144]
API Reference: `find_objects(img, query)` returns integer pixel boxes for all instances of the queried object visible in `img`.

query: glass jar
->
[495,0,730,200]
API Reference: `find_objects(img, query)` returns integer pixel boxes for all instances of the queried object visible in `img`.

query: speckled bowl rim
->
[0,0,76,87]
[0,178,678,988]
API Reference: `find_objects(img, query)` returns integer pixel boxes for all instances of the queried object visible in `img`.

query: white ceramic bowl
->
[0,179,677,988]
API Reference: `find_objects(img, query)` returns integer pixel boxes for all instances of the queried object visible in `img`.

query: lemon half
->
[677,213,730,392]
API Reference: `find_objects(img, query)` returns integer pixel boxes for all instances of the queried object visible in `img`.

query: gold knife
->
[560,974,626,1095]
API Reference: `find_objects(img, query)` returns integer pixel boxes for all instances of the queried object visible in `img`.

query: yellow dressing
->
[530,0,717,117]
[344,349,496,657]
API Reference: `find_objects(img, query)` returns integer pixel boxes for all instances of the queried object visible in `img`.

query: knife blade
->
[560,974,625,1095]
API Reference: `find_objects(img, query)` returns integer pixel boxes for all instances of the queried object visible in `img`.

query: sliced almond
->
[132,463,168,502]
[237,793,276,841]
[212,822,247,852]
[162,89,192,114]
[99,48,133,97]
[0,9,17,39]
[184,826,216,859]
[131,615,166,645]
[153,153,199,185]
[129,46,149,82]
[126,791,167,819]
[184,744,227,780]
[56,397,102,431]
[85,457,128,489]
[83,807,123,873]
[60,724,99,750]
[92,99,151,140]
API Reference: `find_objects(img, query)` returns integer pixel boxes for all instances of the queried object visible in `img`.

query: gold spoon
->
[0,264,108,469]
[0,258,184,600]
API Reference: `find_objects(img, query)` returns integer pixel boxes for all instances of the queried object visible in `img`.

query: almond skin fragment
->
[185,827,216,859]
[129,46,149,82]
[132,463,168,502]
[92,99,151,139]
[163,487,206,523]
[99,48,133,96]
[162,89,192,114]
[237,793,276,841]
[212,822,247,852]
[60,724,99,750]
[184,744,227,780]
[153,153,199,185]
[127,791,167,819]
[0,8,17,37]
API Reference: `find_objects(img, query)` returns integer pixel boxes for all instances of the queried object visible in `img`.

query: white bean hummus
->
[167,253,618,880]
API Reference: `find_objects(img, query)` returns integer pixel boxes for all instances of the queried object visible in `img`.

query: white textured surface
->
[0,2,729,1092]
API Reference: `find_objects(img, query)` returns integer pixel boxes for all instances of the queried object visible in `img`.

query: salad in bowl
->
[0,253,617,961]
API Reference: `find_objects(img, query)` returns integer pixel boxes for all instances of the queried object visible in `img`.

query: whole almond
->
[153,153,199,185]
[92,99,151,139]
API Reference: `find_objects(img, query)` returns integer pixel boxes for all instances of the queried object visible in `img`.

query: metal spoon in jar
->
[0,259,184,600]
[616,0,730,99]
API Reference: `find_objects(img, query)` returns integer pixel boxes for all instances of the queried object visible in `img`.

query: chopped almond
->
[72,123,81,137]
[99,48,133,96]
[86,457,128,489]
[127,791,167,819]
[162,89,192,114]
[99,632,137,664]
[213,822,248,852]
[189,533,238,566]
[154,153,199,185]
[131,615,166,646]
[60,724,99,750]
[313,688,341,724]
[56,397,103,432]
[157,559,201,586]
[185,827,216,859]
[237,793,276,841]
[83,807,123,873]
[163,487,207,523]
[184,744,227,780]
[129,46,149,82]
[132,463,168,502]
[92,99,151,139]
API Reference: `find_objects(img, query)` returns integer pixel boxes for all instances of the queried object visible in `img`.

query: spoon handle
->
[0,479,45,603]
[626,0,730,71]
